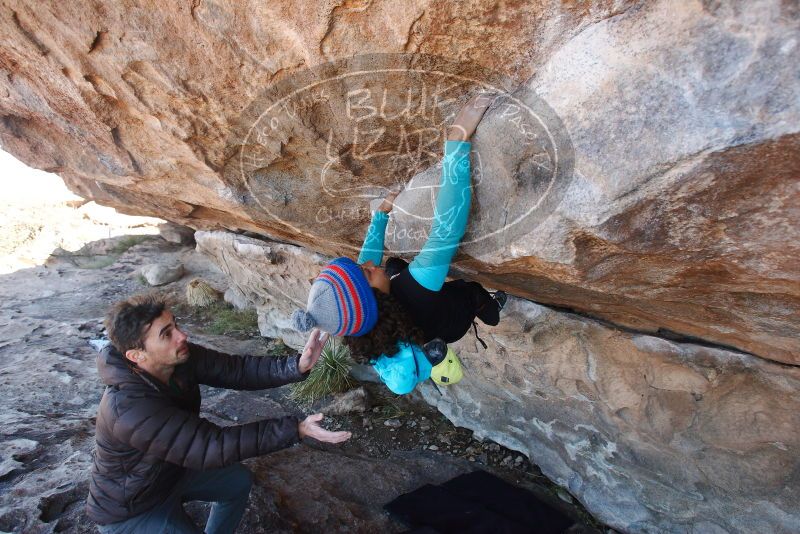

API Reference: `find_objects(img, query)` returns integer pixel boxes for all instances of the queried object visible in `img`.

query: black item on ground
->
[385,470,576,534]
[442,470,572,529]
[387,483,516,533]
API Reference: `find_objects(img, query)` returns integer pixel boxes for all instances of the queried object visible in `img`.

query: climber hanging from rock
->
[292,93,506,394]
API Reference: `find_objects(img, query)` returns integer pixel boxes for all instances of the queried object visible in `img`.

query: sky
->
[0,146,80,205]
[0,145,163,273]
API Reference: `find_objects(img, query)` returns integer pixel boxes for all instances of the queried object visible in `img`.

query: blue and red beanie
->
[291,257,378,337]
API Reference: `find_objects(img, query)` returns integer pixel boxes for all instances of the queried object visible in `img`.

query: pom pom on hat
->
[291,309,316,332]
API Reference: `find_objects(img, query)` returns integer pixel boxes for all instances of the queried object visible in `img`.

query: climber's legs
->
[385,256,409,278]
[474,287,506,326]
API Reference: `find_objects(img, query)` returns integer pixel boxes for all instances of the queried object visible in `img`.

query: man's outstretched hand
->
[298,413,352,443]
[298,328,330,374]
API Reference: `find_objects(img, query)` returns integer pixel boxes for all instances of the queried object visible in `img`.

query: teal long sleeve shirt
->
[357,140,472,291]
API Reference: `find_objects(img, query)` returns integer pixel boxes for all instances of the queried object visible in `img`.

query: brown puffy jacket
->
[86,343,306,525]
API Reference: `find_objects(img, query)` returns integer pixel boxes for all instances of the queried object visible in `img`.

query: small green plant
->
[136,273,148,285]
[207,304,258,335]
[376,401,406,421]
[266,337,292,357]
[290,338,354,405]
[110,235,149,255]
[66,234,152,269]
[77,255,117,269]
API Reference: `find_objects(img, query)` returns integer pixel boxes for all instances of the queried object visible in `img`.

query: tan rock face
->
[0,1,797,363]
[195,231,329,348]
[457,133,800,363]
[194,230,800,533]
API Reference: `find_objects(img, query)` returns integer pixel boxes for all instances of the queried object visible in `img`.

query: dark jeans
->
[473,284,499,326]
[447,279,499,326]
[98,463,253,534]
[385,256,409,278]
[385,257,498,326]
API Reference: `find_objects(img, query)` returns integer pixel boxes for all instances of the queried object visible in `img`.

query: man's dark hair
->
[105,294,167,353]
[343,288,424,364]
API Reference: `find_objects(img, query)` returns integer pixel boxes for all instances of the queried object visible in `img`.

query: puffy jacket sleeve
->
[111,392,299,470]
[190,343,307,390]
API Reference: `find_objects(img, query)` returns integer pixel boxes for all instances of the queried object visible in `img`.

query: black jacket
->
[86,343,306,525]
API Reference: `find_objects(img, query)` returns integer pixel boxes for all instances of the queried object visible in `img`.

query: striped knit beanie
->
[291,257,378,337]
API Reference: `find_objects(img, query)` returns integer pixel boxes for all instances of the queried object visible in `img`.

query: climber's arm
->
[357,189,400,266]
[408,94,493,291]
[445,93,495,142]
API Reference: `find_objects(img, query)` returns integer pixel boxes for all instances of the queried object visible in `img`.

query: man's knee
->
[226,463,253,495]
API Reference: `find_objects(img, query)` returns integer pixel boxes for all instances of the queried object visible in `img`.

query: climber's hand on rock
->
[298,413,352,443]
[377,186,403,213]
[447,92,497,141]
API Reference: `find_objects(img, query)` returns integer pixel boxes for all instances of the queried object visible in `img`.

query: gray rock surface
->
[320,387,370,416]
[224,285,250,310]
[349,363,381,384]
[247,448,471,533]
[195,231,329,348]
[421,298,800,533]
[158,222,196,245]
[196,229,800,533]
[140,261,185,286]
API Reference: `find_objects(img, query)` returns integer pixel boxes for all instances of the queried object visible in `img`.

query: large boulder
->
[139,261,184,286]
[0,2,797,363]
[421,299,800,533]
[1,1,799,531]
[193,230,800,533]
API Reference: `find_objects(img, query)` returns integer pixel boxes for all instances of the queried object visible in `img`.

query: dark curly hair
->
[343,288,424,364]
[105,293,167,353]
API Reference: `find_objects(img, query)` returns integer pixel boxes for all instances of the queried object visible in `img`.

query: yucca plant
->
[290,337,355,405]
[186,278,221,307]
